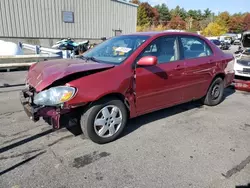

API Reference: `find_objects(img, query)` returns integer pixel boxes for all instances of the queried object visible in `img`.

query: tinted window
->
[180,36,212,59]
[140,36,179,64]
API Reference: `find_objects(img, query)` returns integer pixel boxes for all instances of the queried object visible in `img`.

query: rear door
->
[179,35,215,101]
[135,35,186,115]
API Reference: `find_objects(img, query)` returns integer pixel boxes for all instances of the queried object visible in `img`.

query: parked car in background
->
[233,39,241,45]
[234,31,250,78]
[222,41,231,50]
[219,36,232,44]
[20,31,235,144]
[210,39,221,46]
[210,39,230,50]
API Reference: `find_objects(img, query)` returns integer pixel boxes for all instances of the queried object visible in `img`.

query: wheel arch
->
[203,72,225,97]
[94,92,131,117]
[209,72,225,88]
[213,72,225,81]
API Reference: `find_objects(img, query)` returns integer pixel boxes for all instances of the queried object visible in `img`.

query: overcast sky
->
[144,0,250,14]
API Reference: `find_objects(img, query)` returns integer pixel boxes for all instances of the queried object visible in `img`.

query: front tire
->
[201,77,224,106]
[80,98,127,144]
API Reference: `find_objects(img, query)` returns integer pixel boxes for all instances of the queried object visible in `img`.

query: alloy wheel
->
[94,105,122,138]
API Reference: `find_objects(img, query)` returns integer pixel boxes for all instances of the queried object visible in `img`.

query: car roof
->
[125,31,201,37]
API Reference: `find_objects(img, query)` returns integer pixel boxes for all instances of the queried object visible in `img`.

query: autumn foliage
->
[129,0,250,36]
[168,16,186,30]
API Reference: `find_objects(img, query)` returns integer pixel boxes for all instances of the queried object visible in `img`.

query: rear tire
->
[80,98,127,144]
[201,77,224,106]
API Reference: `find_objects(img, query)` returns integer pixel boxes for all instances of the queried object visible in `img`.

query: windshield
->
[82,35,150,64]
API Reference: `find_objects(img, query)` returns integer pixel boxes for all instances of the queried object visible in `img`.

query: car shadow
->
[121,87,235,138]
[0,151,46,176]
[0,129,54,154]
[222,85,236,101]
[235,183,250,188]
[0,87,235,154]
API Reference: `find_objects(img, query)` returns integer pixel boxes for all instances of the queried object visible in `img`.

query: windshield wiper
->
[81,56,99,62]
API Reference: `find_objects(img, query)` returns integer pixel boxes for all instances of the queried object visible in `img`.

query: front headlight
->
[34,86,76,106]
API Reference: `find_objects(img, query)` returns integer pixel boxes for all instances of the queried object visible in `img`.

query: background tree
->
[137,5,150,26]
[168,16,186,30]
[152,7,160,26]
[187,10,203,21]
[202,22,228,36]
[129,0,140,5]
[170,6,187,20]
[243,13,250,31]
[203,8,212,19]
[199,17,213,30]
[232,12,244,17]
[228,15,244,33]
[135,1,249,34]
[190,20,201,31]
[139,3,159,26]
[215,11,230,29]
[155,3,171,25]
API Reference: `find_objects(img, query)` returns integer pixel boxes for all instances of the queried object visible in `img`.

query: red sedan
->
[20,31,235,144]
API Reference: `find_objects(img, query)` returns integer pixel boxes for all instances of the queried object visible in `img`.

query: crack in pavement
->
[10,129,32,137]
[0,110,23,117]
[2,134,30,145]
[47,135,74,147]
[222,155,250,178]
[0,126,46,139]
[0,89,24,93]
[0,149,43,160]
[0,133,7,138]
[49,148,70,175]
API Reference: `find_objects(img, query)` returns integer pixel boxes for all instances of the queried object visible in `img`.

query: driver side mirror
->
[137,56,158,66]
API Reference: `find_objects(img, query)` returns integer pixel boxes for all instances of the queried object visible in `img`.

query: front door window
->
[139,36,179,64]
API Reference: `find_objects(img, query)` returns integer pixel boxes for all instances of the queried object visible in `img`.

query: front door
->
[135,36,186,115]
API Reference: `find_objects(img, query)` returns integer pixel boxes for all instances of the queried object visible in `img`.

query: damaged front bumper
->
[20,88,70,129]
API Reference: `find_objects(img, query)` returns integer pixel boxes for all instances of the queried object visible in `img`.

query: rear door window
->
[180,36,213,59]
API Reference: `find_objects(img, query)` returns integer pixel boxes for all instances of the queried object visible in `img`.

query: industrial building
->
[0,0,138,46]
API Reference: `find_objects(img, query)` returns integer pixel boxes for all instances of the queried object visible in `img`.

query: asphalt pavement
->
[0,45,250,188]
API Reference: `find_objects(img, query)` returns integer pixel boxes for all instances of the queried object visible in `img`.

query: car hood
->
[26,58,114,91]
